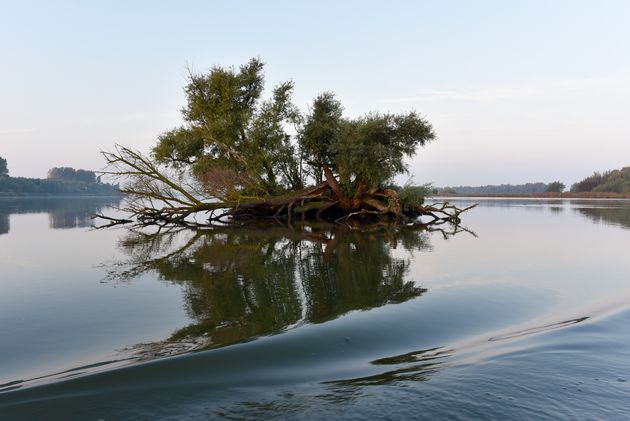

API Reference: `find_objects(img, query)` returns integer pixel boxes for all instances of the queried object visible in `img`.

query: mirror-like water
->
[1,197,629,419]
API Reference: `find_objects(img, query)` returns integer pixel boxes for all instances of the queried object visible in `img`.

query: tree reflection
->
[108,222,439,358]
[575,205,630,229]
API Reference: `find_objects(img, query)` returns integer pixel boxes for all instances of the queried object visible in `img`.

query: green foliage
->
[330,112,434,190]
[395,183,432,209]
[181,58,264,153]
[545,181,566,193]
[300,93,435,192]
[299,92,344,182]
[571,168,630,194]
[245,81,302,191]
[153,127,205,168]
[153,59,264,171]
[0,156,7,176]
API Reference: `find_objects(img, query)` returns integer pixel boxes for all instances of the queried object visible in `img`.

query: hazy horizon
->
[1,1,629,187]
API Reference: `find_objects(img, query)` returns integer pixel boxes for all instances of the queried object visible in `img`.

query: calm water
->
[1,197,630,419]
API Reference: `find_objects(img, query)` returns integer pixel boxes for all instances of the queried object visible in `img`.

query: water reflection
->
[574,206,630,229]
[445,197,630,225]
[0,197,121,234]
[107,223,439,358]
[0,213,7,235]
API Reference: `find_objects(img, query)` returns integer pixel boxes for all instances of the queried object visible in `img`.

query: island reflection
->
[107,222,452,359]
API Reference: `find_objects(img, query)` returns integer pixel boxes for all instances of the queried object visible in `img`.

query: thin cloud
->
[383,88,540,104]
[0,128,37,135]
[382,74,630,104]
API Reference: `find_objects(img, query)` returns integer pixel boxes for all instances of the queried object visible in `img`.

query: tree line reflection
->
[0,197,121,235]
[574,205,630,229]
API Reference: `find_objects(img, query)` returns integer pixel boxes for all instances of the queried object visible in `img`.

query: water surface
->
[1,197,629,419]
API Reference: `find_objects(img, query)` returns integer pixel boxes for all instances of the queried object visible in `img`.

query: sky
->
[1,0,629,187]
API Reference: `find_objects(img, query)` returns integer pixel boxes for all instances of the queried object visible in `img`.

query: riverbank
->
[437,192,630,199]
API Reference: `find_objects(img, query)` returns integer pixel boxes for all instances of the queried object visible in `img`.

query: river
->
[1,197,629,419]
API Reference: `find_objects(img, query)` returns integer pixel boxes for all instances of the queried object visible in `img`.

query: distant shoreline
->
[0,193,122,198]
[435,192,630,199]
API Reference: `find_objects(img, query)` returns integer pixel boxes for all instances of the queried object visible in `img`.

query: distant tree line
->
[441,182,552,195]
[47,167,97,184]
[570,167,630,194]
[0,155,119,196]
[439,166,630,196]
[0,176,119,195]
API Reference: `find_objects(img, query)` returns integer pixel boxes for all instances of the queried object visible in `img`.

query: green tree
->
[300,93,435,208]
[334,112,434,191]
[152,60,434,204]
[153,58,302,196]
[0,156,8,177]
[545,181,565,193]
[299,92,344,184]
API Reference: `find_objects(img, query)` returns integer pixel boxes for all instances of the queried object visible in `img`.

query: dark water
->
[1,197,630,419]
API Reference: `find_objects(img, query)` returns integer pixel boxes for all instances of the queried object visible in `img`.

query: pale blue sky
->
[1,0,629,186]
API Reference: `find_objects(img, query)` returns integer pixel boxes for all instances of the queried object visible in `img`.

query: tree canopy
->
[152,58,302,196]
[150,58,434,203]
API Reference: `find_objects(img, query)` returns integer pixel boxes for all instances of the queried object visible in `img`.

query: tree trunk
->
[322,164,353,209]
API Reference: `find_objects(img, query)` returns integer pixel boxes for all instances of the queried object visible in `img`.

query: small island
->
[97,58,474,229]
